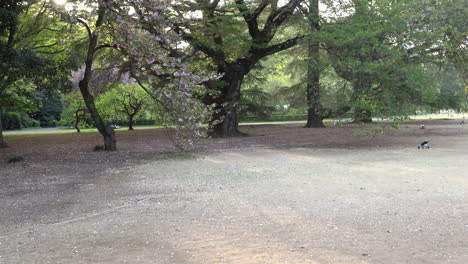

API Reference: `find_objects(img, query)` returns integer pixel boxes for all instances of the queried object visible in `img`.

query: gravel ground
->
[0,120,467,263]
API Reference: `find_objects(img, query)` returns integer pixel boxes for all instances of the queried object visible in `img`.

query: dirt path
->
[0,120,467,263]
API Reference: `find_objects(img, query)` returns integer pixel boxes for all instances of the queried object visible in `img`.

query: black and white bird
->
[460,120,465,125]
[420,125,425,129]
[418,141,430,149]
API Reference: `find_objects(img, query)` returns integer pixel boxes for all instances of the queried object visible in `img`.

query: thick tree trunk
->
[305,0,325,128]
[207,69,247,137]
[128,115,134,130]
[305,109,326,128]
[0,107,6,148]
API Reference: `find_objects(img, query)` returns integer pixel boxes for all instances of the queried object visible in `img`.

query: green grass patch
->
[3,112,467,138]
[408,113,467,120]
[3,125,164,137]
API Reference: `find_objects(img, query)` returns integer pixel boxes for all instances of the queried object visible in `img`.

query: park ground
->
[0,119,467,264]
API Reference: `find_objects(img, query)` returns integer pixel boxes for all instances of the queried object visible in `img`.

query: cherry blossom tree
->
[109,0,218,150]
[55,0,216,150]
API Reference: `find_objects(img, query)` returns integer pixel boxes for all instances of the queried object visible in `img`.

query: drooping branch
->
[76,18,92,41]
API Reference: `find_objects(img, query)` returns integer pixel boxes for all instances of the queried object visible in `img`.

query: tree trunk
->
[79,80,116,150]
[78,65,116,150]
[305,0,325,128]
[207,69,247,137]
[128,115,134,130]
[78,10,116,151]
[74,110,81,133]
[305,109,326,128]
[0,107,6,148]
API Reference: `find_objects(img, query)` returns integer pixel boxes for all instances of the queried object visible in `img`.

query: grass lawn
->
[3,112,466,138]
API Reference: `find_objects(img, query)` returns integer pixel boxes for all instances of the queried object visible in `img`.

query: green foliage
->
[29,90,63,127]
[96,84,150,125]
[0,80,41,129]
[0,0,79,139]
[318,0,449,120]
[239,62,276,119]
[1,111,40,130]
[60,92,92,129]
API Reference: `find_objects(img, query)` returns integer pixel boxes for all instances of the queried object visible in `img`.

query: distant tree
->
[61,92,90,133]
[29,90,63,127]
[426,63,467,112]
[98,85,149,130]
[0,80,39,130]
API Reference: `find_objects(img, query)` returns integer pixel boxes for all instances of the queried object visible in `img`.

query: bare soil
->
[0,119,467,264]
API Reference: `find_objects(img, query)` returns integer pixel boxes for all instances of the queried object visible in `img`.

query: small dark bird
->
[418,141,430,149]
[420,125,425,129]
[460,120,465,125]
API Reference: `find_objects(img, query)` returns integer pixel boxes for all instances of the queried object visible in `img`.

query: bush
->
[30,119,41,128]
[1,112,40,130]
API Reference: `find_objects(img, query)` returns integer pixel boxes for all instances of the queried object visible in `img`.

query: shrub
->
[1,112,40,130]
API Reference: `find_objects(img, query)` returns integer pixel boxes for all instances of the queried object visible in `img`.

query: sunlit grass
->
[3,112,466,139]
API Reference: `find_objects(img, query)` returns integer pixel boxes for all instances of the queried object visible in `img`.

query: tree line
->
[1,0,466,149]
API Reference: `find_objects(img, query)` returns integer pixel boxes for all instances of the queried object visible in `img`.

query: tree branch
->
[256,35,305,58]
[76,18,92,41]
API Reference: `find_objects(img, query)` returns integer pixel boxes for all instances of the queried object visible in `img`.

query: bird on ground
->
[418,141,430,149]
[460,120,465,125]
[420,125,425,129]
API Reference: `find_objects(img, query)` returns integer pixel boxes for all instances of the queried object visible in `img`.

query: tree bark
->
[305,109,326,128]
[77,3,116,151]
[128,115,134,130]
[0,107,6,148]
[304,0,325,128]
[79,80,116,150]
[206,67,247,137]
[74,110,81,133]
